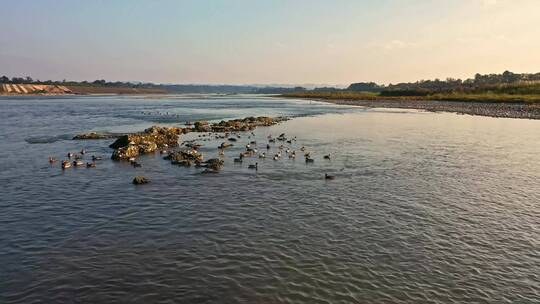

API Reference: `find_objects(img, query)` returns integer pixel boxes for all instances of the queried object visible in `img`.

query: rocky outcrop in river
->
[110,126,184,160]
[164,149,204,166]
[211,116,287,132]
[73,116,287,166]
[73,132,120,140]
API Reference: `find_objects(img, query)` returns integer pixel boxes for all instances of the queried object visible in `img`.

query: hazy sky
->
[1,0,540,85]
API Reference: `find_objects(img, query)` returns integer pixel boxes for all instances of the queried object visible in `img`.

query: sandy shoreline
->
[292,97,540,120]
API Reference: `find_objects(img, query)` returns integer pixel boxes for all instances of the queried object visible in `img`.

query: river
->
[0,95,538,303]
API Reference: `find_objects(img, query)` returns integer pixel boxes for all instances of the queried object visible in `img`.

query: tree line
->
[345,71,540,95]
[0,75,153,88]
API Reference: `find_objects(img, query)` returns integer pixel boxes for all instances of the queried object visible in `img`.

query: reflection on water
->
[0,95,539,303]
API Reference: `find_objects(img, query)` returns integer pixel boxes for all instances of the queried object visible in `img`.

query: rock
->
[73,132,118,140]
[139,141,158,154]
[112,145,140,160]
[194,121,211,132]
[165,149,203,163]
[133,176,150,185]
[110,126,184,160]
[210,116,287,133]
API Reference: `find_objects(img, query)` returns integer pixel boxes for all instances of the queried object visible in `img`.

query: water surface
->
[0,95,539,303]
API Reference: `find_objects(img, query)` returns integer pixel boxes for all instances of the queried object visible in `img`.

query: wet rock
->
[211,116,287,133]
[133,176,150,185]
[165,149,203,163]
[73,132,119,140]
[110,126,184,160]
[112,145,140,160]
[193,121,211,132]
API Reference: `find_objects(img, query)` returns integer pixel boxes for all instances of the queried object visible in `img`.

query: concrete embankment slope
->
[1,84,72,94]
[0,84,167,95]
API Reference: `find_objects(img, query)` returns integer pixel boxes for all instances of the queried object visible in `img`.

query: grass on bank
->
[282,91,540,104]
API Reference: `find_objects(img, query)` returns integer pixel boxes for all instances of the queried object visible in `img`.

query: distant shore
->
[282,92,540,120]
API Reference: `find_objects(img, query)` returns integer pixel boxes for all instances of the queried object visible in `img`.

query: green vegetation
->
[283,71,540,104]
[283,91,540,104]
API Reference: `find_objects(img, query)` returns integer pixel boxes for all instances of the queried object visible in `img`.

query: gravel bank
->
[308,98,540,120]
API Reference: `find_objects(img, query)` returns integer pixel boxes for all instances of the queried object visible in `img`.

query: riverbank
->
[282,92,540,120]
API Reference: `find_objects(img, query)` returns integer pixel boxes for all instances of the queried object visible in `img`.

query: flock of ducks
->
[49,148,103,170]
[49,131,336,180]
[217,132,335,179]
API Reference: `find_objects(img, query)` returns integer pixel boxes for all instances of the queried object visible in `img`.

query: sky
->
[1,0,540,85]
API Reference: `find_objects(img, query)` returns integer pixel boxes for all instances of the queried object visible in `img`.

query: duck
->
[266,144,271,149]
[67,152,73,158]
[234,158,243,163]
[286,140,292,144]
[259,152,266,159]
[273,155,279,161]
[305,157,314,163]
[48,157,58,164]
[73,160,84,167]
[86,162,96,168]
[300,146,306,151]
[324,154,331,160]
[219,150,225,156]
[131,161,142,168]
[325,173,335,180]
[92,155,103,161]
[201,168,219,174]
[250,141,256,144]
[61,160,71,169]
[248,163,258,170]
[80,149,86,155]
